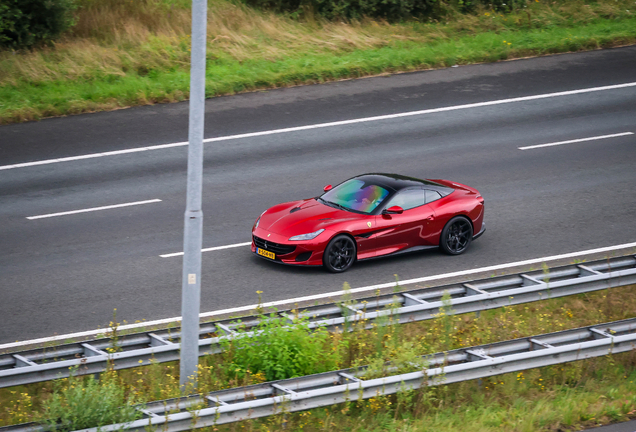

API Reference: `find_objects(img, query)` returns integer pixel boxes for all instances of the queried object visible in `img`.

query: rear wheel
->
[440,216,473,255]
[323,235,356,273]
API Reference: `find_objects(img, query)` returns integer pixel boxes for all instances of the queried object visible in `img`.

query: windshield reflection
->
[320,179,390,214]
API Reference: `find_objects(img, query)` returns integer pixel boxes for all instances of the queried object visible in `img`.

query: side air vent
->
[295,252,312,262]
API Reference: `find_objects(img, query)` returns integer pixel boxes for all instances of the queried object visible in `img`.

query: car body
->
[251,173,485,272]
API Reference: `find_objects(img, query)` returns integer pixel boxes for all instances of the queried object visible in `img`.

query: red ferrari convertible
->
[251,173,485,272]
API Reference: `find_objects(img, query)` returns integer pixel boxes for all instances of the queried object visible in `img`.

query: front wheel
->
[323,235,356,273]
[440,216,473,255]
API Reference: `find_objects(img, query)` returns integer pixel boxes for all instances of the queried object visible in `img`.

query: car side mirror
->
[323,185,333,192]
[383,206,404,215]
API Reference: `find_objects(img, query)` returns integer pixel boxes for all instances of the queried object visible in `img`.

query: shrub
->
[241,0,442,21]
[313,0,441,21]
[239,0,530,22]
[0,0,77,50]
[40,370,141,431]
[221,312,340,381]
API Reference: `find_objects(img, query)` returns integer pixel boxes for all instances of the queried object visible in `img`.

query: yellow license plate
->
[257,248,275,260]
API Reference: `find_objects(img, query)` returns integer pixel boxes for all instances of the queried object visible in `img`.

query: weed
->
[106,308,122,354]
[220,311,339,381]
[393,274,401,293]
[255,290,264,315]
[39,367,142,431]
[2,390,33,425]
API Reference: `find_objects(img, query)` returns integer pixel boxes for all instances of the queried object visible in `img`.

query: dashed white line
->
[26,199,162,220]
[3,240,635,350]
[0,143,187,171]
[160,241,252,258]
[1,82,636,171]
[519,132,634,150]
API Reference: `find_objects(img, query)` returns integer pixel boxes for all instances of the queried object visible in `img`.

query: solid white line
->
[1,81,636,171]
[160,242,252,258]
[2,240,635,350]
[26,199,162,220]
[519,132,634,150]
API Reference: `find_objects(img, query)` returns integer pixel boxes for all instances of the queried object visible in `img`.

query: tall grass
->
[0,0,635,123]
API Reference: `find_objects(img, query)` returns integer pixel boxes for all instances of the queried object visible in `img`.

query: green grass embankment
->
[0,0,635,124]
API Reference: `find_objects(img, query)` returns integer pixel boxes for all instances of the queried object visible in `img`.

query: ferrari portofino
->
[251,174,485,273]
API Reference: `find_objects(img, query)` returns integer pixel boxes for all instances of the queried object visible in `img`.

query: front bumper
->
[251,228,330,266]
[473,222,486,240]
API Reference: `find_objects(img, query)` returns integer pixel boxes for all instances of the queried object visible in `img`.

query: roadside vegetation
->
[1,0,635,124]
[1,282,635,431]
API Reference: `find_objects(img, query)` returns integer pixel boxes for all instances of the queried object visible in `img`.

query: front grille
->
[253,236,296,255]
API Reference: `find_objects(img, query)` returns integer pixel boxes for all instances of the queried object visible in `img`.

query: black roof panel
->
[353,173,453,194]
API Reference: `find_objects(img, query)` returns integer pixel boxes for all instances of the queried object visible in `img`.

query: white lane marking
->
[2,82,636,172]
[2,240,635,350]
[26,199,162,220]
[160,242,252,258]
[0,142,187,171]
[519,132,634,150]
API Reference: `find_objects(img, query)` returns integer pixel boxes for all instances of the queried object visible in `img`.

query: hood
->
[259,198,359,237]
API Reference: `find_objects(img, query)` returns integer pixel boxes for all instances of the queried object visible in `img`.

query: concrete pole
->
[180,0,207,391]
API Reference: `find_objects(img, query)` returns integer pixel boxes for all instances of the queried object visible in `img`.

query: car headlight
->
[289,229,325,241]
[254,211,266,229]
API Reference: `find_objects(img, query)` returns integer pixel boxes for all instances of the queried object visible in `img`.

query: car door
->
[349,214,380,260]
[372,188,437,256]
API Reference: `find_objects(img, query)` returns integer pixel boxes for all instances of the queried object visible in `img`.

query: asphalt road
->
[1,46,635,345]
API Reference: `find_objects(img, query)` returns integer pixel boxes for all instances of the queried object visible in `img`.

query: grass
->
[1,0,635,124]
[1,283,635,431]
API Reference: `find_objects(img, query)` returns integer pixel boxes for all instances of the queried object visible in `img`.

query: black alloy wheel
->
[324,235,357,273]
[440,216,473,255]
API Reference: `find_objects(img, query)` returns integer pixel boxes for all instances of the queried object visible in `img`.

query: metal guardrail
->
[4,318,636,432]
[1,255,635,388]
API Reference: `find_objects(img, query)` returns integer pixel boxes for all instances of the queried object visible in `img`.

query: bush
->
[241,0,442,21]
[222,312,340,382]
[241,0,529,22]
[0,0,77,50]
[315,0,442,21]
[40,370,141,431]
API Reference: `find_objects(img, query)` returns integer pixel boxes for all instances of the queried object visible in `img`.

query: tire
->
[323,234,357,273]
[440,216,473,255]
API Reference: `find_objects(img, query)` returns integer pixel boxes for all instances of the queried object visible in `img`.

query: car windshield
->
[320,179,390,214]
